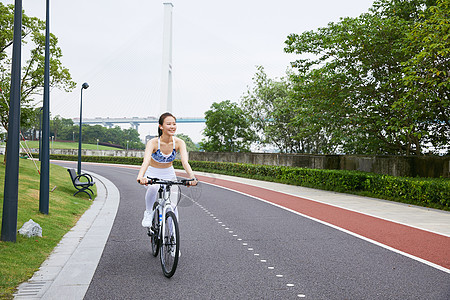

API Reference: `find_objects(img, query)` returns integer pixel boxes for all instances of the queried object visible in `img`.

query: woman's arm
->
[137,139,154,185]
[177,138,198,185]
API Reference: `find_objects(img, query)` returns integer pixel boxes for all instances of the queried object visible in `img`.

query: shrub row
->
[178,161,450,209]
[50,154,142,165]
[49,154,450,210]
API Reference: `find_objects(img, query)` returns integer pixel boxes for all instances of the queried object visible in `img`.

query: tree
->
[50,115,64,140]
[0,3,75,133]
[82,125,107,145]
[48,116,76,141]
[122,127,143,149]
[284,0,445,155]
[200,100,256,152]
[288,67,355,154]
[401,0,449,154]
[104,126,125,146]
[241,66,311,153]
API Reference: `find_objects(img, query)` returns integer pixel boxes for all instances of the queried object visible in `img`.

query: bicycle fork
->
[160,202,175,245]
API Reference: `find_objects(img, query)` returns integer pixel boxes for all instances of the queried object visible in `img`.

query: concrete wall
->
[189,152,449,178]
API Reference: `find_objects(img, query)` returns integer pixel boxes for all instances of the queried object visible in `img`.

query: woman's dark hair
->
[158,112,176,136]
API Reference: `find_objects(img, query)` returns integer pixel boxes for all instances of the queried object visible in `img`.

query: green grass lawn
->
[3,140,122,150]
[0,155,96,298]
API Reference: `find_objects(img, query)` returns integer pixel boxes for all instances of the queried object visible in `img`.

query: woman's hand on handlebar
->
[137,176,148,185]
[188,178,198,186]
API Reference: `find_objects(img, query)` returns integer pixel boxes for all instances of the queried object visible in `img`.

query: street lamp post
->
[38,0,50,215]
[77,82,89,175]
[39,107,43,161]
[2,0,22,242]
[97,139,99,150]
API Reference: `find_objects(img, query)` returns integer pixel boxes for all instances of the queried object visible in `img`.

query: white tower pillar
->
[160,2,173,114]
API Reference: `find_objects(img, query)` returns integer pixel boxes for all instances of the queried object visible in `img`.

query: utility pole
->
[1,0,22,242]
[160,2,173,114]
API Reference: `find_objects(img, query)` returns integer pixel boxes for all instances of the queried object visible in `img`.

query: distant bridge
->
[73,117,206,131]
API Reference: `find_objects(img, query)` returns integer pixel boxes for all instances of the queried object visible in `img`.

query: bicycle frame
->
[156,184,175,245]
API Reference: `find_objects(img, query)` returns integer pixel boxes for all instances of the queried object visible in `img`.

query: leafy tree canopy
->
[0,3,75,133]
[200,100,256,152]
[283,0,448,155]
[241,66,316,153]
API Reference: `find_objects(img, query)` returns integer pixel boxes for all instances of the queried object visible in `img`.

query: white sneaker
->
[142,210,153,227]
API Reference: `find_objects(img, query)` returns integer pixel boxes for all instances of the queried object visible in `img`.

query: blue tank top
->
[151,137,176,163]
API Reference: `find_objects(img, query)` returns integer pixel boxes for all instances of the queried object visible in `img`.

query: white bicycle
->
[146,177,194,278]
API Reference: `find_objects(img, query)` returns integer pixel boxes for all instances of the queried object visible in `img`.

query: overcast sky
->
[5,0,375,143]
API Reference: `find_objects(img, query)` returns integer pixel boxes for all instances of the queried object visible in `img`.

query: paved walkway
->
[14,172,120,299]
[14,167,450,299]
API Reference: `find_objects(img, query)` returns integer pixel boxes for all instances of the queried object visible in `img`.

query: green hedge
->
[49,154,450,210]
[181,161,450,209]
[50,154,143,165]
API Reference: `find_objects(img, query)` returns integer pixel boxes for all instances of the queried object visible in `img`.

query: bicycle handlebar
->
[146,177,196,186]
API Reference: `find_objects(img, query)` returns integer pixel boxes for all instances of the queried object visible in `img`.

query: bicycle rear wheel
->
[160,210,180,278]
[150,203,160,257]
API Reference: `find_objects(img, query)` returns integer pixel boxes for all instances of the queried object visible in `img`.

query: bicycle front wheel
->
[160,210,180,278]
[150,203,160,257]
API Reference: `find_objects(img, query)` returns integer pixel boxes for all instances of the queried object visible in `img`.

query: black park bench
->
[67,168,95,199]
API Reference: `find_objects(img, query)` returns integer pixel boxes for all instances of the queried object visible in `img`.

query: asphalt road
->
[56,162,450,299]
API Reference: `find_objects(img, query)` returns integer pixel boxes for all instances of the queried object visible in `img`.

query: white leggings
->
[144,166,179,220]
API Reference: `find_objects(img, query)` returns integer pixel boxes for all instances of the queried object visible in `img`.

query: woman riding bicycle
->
[136,112,198,228]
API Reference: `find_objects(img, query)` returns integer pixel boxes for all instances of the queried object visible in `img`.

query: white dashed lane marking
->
[189,198,306,298]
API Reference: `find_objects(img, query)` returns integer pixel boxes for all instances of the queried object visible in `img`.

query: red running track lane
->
[185,173,450,271]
